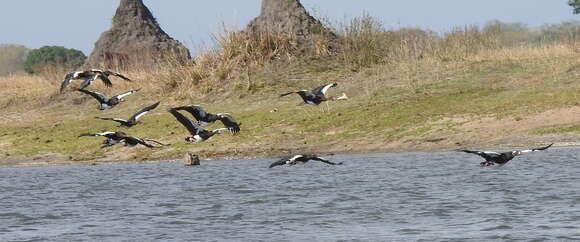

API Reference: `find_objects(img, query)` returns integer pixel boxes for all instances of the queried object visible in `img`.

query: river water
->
[1,148,579,241]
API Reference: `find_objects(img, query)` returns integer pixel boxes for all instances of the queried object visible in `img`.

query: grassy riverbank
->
[2,20,580,166]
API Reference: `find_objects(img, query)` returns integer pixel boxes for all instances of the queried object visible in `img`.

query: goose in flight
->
[60,69,131,93]
[60,71,104,93]
[460,143,553,166]
[168,108,229,143]
[78,69,131,90]
[76,88,140,110]
[269,154,342,168]
[172,105,241,133]
[96,102,160,128]
[280,82,338,105]
[79,131,163,148]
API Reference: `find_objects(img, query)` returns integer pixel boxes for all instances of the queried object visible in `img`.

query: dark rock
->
[246,0,336,44]
[185,153,200,166]
[85,0,190,68]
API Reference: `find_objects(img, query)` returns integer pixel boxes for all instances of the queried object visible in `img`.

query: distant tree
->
[570,0,580,14]
[23,46,86,73]
[0,44,29,76]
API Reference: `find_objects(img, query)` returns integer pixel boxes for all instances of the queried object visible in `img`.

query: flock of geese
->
[60,69,554,168]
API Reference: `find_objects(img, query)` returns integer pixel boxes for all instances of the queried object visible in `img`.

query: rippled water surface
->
[2,148,580,241]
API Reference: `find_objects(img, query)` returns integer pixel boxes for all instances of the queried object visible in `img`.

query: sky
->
[0,0,577,55]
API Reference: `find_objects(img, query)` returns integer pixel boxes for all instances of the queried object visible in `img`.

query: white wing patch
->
[320,83,335,95]
[116,90,137,99]
[133,112,148,121]
[482,151,501,155]
[97,131,116,136]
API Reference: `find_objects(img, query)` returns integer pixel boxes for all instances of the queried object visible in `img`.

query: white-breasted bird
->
[76,88,140,110]
[269,154,342,168]
[172,105,240,133]
[460,143,553,166]
[280,83,338,105]
[168,108,229,143]
[60,69,131,93]
[79,131,163,148]
[96,101,160,128]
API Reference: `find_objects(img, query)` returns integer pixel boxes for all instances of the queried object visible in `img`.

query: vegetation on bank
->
[1,16,580,163]
[0,44,29,76]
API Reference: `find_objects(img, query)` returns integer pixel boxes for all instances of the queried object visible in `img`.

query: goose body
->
[269,154,341,168]
[280,83,338,105]
[168,108,229,143]
[460,143,553,166]
[79,131,162,148]
[97,101,160,128]
[77,88,140,110]
[172,105,241,133]
[60,69,131,93]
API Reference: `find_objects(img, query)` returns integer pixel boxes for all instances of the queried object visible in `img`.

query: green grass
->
[1,50,580,163]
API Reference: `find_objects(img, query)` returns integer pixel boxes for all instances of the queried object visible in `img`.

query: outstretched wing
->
[96,117,128,124]
[269,158,288,168]
[280,91,297,97]
[174,105,216,124]
[129,101,160,122]
[77,74,99,90]
[77,88,108,103]
[97,74,113,87]
[60,72,75,93]
[110,71,131,81]
[79,131,116,137]
[460,150,500,160]
[113,89,140,100]
[169,109,204,136]
[520,143,554,154]
[123,135,154,148]
[218,114,241,134]
[311,156,341,165]
[312,83,337,96]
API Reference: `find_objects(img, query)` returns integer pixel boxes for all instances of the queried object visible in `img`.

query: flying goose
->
[172,105,241,133]
[76,88,140,110]
[460,143,553,166]
[60,71,106,93]
[78,69,132,90]
[60,69,131,93]
[79,131,163,148]
[168,108,229,143]
[280,82,338,105]
[269,154,342,168]
[96,102,160,128]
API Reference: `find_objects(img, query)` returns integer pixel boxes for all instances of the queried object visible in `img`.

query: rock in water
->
[184,153,200,166]
[246,0,336,44]
[85,0,190,69]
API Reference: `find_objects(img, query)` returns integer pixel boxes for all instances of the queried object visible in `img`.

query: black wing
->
[169,109,204,136]
[77,89,108,103]
[218,114,241,134]
[520,143,554,154]
[128,102,160,122]
[269,158,288,168]
[60,72,75,93]
[280,91,297,97]
[311,83,337,96]
[460,150,499,160]
[531,143,553,151]
[110,71,131,81]
[174,105,217,124]
[96,117,128,124]
[122,135,154,148]
[311,156,341,165]
[97,74,113,87]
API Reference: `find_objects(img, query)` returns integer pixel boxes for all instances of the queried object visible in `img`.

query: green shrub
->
[23,46,86,73]
[0,44,29,76]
